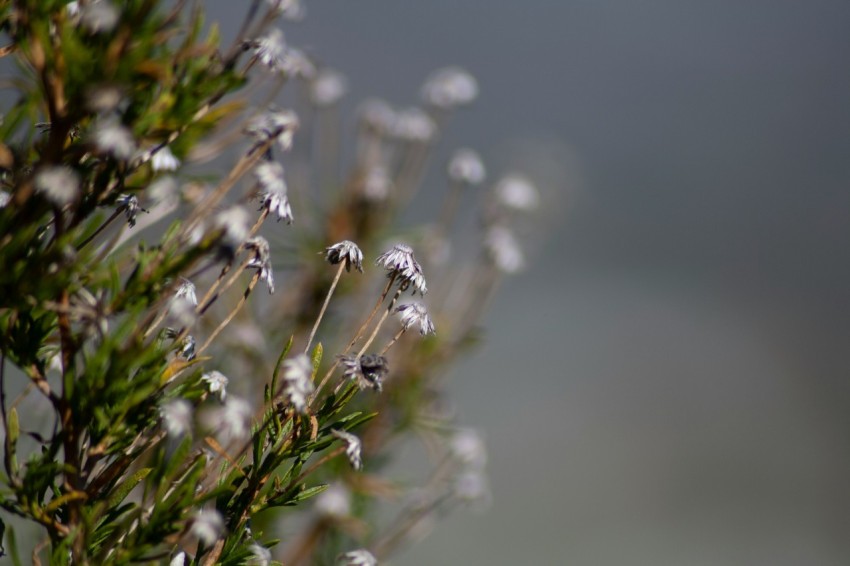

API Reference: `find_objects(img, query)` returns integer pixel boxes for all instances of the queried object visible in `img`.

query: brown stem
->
[304,262,346,354]
[197,271,260,356]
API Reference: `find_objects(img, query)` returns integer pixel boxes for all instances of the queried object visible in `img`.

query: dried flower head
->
[201,370,229,402]
[339,354,389,392]
[375,244,428,294]
[252,28,287,72]
[245,109,299,151]
[256,161,292,223]
[150,146,180,171]
[35,166,80,206]
[494,174,539,212]
[448,148,486,185]
[91,117,136,160]
[391,107,437,142]
[331,429,363,471]
[191,509,225,546]
[175,278,198,306]
[116,194,146,227]
[421,66,479,109]
[245,236,275,294]
[325,240,364,273]
[282,354,314,413]
[337,549,378,566]
[160,399,193,438]
[311,68,348,107]
[314,483,351,519]
[394,302,436,336]
[484,225,524,274]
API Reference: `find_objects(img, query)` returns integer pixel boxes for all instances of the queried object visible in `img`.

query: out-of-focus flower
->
[175,278,198,307]
[421,66,478,109]
[169,551,188,566]
[210,396,253,443]
[86,85,124,114]
[391,108,436,142]
[282,354,314,413]
[148,175,178,206]
[247,542,272,566]
[92,117,136,160]
[160,399,193,438]
[214,206,251,257]
[201,370,229,402]
[35,166,80,206]
[447,148,486,185]
[337,549,378,566]
[0,192,10,208]
[168,295,197,329]
[245,109,299,152]
[191,509,225,546]
[252,28,287,72]
[311,69,347,107]
[245,236,275,294]
[79,0,120,34]
[256,161,292,224]
[394,303,436,336]
[453,469,492,505]
[449,428,487,470]
[375,244,428,294]
[325,240,364,273]
[494,174,539,212]
[358,98,396,135]
[360,165,392,201]
[267,0,305,20]
[279,47,316,79]
[314,483,351,519]
[151,146,180,171]
[331,429,363,471]
[483,225,524,274]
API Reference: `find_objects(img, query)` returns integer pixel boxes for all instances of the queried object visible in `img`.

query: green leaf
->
[107,467,151,508]
[310,342,323,380]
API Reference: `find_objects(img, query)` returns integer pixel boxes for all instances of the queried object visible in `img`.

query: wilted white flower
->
[0,192,9,208]
[331,429,363,471]
[175,278,198,306]
[447,148,486,185]
[325,240,364,273]
[35,166,80,206]
[358,98,396,134]
[282,354,314,413]
[339,354,388,392]
[484,225,524,273]
[245,236,274,294]
[212,396,253,443]
[201,370,229,402]
[375,243,427,294]
[337,549,378,566]
[314,483,351,519]
[92,117,136,160]
[79,0,120,34]
[191,509,224,546]
[256,161,292,223]
[116,193,145,227]
[421,66,478,109]
[450,428,487,470]
[391,108,436,142]
[150,145,180,171]
[394,303,436,336]
[160,399,193,438]
[311,69,347,107]
[494,174,539,211]
[360,165,392,201]
[169,551,188,566]
[247,542,272,566]
[214,206,251,256]
[253,28,287,72]
[245,109,299,151]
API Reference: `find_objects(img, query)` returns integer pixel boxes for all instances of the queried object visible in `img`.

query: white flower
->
[453,469,491,505]
[360,165,391,201]
[116,193,145,227]
[169,551,188,566]
[79,0,120,34]
[201,370,229,402]
[394,303,435,336]
[282,354,314,413]
[391,108,436,142]
[256,161,292,224]
[483,225,524,274]
[279,47,316,79]
[449,428,487,470]
[247,542,272,566]
[494,174,539,212]
[331,429,363,471]
[175,278,198,306]
[147,175,178,206]
[35,166,80,206]
[150,146,180,171]
[92,117,136,160]
[191,509,224,546]
[253,28,287,72]
[267,0,305,20]
[245,236,274,294]
[211,396,253,443]
[337,549,378,566]
[0,192,9,208]
[375,244,427,295]
[421,66,478,109]
[325,240,364,273]
[245,109,299,152]
[314,483,350,519]
[311,68,347,107]
[85,85,124,114]
[214,206,251,256]
[160,399,193,438]
[447,148,486,185]
[168,296,197,329]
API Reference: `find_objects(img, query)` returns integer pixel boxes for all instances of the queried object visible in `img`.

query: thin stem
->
[356,287,402,358]
[76,208,121,250]
[304,262,346,354]
[380,326,407,356]
[196,271,260,356]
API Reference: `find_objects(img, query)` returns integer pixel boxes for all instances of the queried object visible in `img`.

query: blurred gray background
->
[200,0,850,564]
[194,1,849,564]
